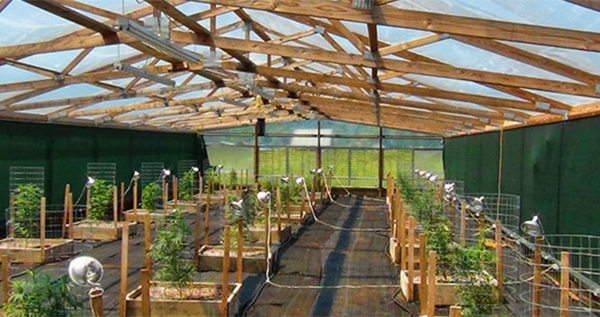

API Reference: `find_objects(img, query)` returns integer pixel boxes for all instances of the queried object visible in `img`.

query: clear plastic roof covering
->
[2,0,600,136]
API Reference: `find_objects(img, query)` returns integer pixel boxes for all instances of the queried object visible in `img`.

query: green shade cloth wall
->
[444,115,600,235]
[0,120,207,236]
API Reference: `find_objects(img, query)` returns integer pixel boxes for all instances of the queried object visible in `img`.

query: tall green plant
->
[3,270,82,317]
[13,184,43,239]
[150,209,195,298]
[203,169,218,194]
[227,169,238,189]
[141,182,161,212]
[89,179,112,221]
[178,171,195,202]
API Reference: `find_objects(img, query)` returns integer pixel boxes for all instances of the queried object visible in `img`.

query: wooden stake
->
[9,194,15,239]
[173,176,178,209]
[133,180,138,218]
[89,288,104,317]
[144,213,152,273]
[113,186,118,229]
[460,202,467,246]
[120,182,125,215]
[419,233,427,316]
[495,221,503,295]
[560,252,570,317]
[449,306,462,317]
[162,182,169,213]
[40,197,46,261]
[390,194,396,239]
[478,211,486,235]
[119,224,129,317]
[86,187,91,218]
[533,237,542,317]
[204,195,211,246]
[62,184,70,238]
[276,186,282,234]
[68,193,74,239]
[427,251,437,317]
[221,225,231,317]
[2,255,10,305]
[407,216,416,301]
[236,219,244,284]
[140,269,151,317]
[399,206,407,271]
[194,206,202,265]
[198,175,203,204]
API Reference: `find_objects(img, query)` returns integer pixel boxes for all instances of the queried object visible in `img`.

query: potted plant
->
[0,184,74,263]
[70,179,137,240]
[126,209,242,316]
[2,270,82,316]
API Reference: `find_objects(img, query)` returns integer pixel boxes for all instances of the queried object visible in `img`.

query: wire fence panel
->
[86,162,116,184]
[9,166,44,194]
[140,162,164,187]
[177,159,198,178]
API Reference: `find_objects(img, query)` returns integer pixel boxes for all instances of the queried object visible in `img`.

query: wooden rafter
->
[565,0,600,12]
[0,0,12,13]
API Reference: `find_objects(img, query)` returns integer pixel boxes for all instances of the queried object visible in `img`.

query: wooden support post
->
[478,211,486,235]
[62,184,70,238]
[198,175,203,204]
[378,126,384,197]
[449,306,462,317]
[407,216,416,301]
[399,205,407,270]
[9,194,15,239]
[194,207,202,265]
[173,176,178,209]
[419,233,427,316]
[495,221,503,295]
[427,251,437,317]
[264,203,270,253]
[144,213,152,273]
[300,194,307,219]
[390,194,396,239]
[204,195,211,246]
[460,202,467,246]
[162,182,169,213]
[221,225,231,317]
[113,186,118,229]
[140,269,151,317]
[89,288,104,317]
[86,187,91,218]
[254,124,260,184]
[310,175,316,203]
[2,255,10,305]
[40,197,46,261]
[133,180,138,217]
[119,224,129,317]
[276,186,282,234]
[533,236,542,317]
[68,193,74,239]
[560,252,570,317]
[120,182,125,215]
[236,219,244,284]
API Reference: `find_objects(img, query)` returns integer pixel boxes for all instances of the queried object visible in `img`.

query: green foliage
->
[279,181,301,208]
[203,169,218,194]
[424,216,455,279]
[227,169,238,189]
[141,182,161,212]
[89,179,113,221]
[13,184,43,239]
[150,209,195,298]
[178,171,195,202]
[3,270,82,317]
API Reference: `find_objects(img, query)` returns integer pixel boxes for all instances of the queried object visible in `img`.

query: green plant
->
[3,270,82,317]
[424,216,455,280]
[150,209,195,299]
[178,171,195,202]
[227,169,238,189]
[13,184,43,239]
[141,182,162,212]
[204,169,218,194]
[89,179,112,221]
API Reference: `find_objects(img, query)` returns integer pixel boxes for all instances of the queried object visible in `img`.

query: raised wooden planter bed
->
[0,238,74,263]
[247,224,292,243]
[197,193,224,206]
[166,200,202,214]
[389,238,421,267]
[197,245,269,273]
[69,220,138,240]
[125,281,241,317]
[124,209,170,223]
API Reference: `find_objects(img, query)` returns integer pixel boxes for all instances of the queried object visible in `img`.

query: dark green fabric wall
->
[0,120,207,236]
[444,116,600,235]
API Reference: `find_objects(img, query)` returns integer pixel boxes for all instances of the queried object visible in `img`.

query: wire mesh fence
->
[86,162,116,184]
[9,166,44,194]
[140,162,164,187]
[177,159,198,178]
[516,234,600,316]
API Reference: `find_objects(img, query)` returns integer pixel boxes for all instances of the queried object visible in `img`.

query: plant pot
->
[125,281,241,317]
[69,220,138,240]
[247,224,292,243]
[399,270,498,306]
[0,238,74,263]
[124,209,170,223]
[166,200,202,214]
[197,245,269,273]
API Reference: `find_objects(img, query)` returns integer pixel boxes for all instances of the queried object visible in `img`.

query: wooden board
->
[247,224,292,243]
[0,238,74,263]
[70,220,138,240]
[124,209,169,223]
[197,245,269,273]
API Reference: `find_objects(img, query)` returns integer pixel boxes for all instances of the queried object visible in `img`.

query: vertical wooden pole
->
[194,207,202,265]
[449,306,462,317]
[427,251,437,317]
[2,255,10,305]
[68,193,74,239]
[9,194,15,239]
[40,197,46,260]
[533,236,542,317]
[560,252,570,317]
[133,180,138,217]
[62,184,70,238]
[140,269,151,317]
[495,221,503,295]
[407,216,416,301]
[419,234,427,316]
[162,182,169,213]
[89,288,104,317]
[119,224,129,317]
[120,182,125,215]
[460,202,467,246]
[254,124,260,184]
[173,176,178,209]
[399,205,407,270]
[86,187,91,218]
[478,211,486,235]
[310,175,316,203]
[390,194,396,239]
[221,225,231,317]
[144,213,152,273]
[113,186,118,229]
[236,219,244,284]
[198,175,203,204]
[204,195,211,246]
[276,186,282,234]
[378,126,384,197]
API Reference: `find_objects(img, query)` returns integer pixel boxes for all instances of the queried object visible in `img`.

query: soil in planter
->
[149,285,221,301]
[202,248,264,258]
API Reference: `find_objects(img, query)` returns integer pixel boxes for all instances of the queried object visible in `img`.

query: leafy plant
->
[203,168,218,194]
[424,216,455,280]
[150,209,195,299]
[13,184,43,239]
[89,179,112,221]
[3,270,82,317]
[227,169,238,189]
[141,182,161,212]
[178,171,195,202]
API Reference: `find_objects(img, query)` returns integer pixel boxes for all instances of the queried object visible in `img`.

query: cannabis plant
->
[424,216,455,280]
[89,179,112,221]
[3,270,82,317]
[150,209,195,299]
[178,171,195,202]
[203,168,218,194]
[141,182,162,212]
[227,169,238,189]
[13,184,43,239]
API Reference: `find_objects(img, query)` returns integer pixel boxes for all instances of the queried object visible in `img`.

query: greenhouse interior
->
[1,0,600,316]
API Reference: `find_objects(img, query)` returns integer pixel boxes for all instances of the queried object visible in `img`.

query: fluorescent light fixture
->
[115,18,200,64]
[114,62,175,86]
[352,0,374,10]
[535,101,551,111]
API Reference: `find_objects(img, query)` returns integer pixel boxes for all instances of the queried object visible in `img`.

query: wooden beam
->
[0,88,58,108]
[565,0,600,12]
[56,0,123,20]
[62,48,92,75]
[194,0,600,52]
[330,19,368,53]
[379,33,446,56]
[324,113,446,135]
[3,59,60,77]
[0,0,12,13]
